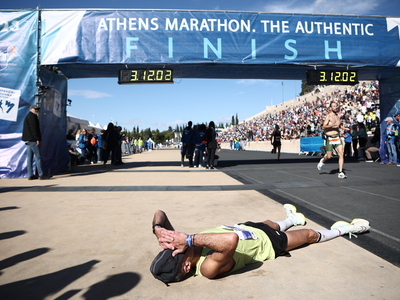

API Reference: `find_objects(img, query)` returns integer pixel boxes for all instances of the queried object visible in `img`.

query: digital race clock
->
[118,68,173,84]
[306,70,358,85]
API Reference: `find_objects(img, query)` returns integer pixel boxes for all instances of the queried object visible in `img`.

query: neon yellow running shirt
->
[194,225,275,277]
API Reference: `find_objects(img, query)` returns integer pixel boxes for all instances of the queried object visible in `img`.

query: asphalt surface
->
[217,149,400,267]
[0,148,399,300]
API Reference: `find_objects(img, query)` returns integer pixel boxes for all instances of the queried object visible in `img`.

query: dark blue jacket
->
[181,126,195,144]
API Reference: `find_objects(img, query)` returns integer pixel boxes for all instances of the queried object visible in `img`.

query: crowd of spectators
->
[67,126,155,167]
[219,81,380,144]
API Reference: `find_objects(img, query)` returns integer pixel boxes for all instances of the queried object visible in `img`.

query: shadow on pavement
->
[0,260,100,300]
[0,230,26,241]
[0,247,50,271]
[82,272,141,300]
[0,206,20,211]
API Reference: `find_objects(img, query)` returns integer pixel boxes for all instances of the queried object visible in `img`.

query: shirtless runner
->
[317,102,347,179]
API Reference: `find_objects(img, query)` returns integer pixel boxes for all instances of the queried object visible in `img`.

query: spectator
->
[394,114,400,167]
[351,124,359,158]
[365,127,380,162]
[138,137,144,153]
[78,129,89,163]
[103,123,119,167]
[115,126,124,165]
[383,117,398,165]
[181,121,195,167]
[357,123,368,160]
[343,127,352,158]
[87,129,98,164]
[97,130,104,163]
[194,124,206,168]
[22,104,51,180]
[66,129,75,140]
[205,121,218,169]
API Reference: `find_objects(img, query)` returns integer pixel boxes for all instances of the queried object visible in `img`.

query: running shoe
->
[330,218,370,239]
[317,158,325,170]
[283,204,306,226]
[338,171,347,179]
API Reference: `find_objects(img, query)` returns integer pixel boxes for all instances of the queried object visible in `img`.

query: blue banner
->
[0,10,38,178]
[41,10,400,68]
[300,136,324,153]
[39,67,69,175]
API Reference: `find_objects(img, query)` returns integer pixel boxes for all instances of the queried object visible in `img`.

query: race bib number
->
[328,137,341,145]
[220,225,258,240]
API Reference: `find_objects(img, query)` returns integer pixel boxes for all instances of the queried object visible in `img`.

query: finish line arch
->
[1,9,400,178]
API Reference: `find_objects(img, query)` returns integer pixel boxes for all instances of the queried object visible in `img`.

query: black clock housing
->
[306,70,358,85]
[118,69,173,84]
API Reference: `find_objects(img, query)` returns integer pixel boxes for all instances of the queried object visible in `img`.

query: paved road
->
[0,148,399,299]
[217,149,400,267]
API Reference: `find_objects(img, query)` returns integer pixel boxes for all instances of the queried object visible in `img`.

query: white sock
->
[275,218,294,231]
[316,229,340,242]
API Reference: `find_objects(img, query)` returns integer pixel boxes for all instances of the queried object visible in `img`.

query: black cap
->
[30,104,40,110]
[150,249,185,284]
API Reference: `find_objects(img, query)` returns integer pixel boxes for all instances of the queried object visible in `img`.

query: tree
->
[231,115,235,126]
[153,130,165,144]
[235,113,239,125]
[300,80,318,96]
[142,128,152,140]
[164,130,174,141]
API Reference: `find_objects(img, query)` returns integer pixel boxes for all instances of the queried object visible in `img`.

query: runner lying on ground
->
[150,204,370,284]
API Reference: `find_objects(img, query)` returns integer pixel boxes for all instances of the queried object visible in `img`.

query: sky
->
[4,0,399,131]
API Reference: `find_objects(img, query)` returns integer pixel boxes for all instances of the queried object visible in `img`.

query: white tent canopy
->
[67,114,103,134]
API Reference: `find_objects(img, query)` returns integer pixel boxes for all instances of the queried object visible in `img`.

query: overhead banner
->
[41,10,400,67]
[0,10,38,178]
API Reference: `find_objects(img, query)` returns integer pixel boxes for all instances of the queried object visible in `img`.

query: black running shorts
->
[240,221,289,257]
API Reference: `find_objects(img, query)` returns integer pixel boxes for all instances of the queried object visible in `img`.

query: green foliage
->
[142,128,152,140]
[123,126,176,144]
[300,80,319,96]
